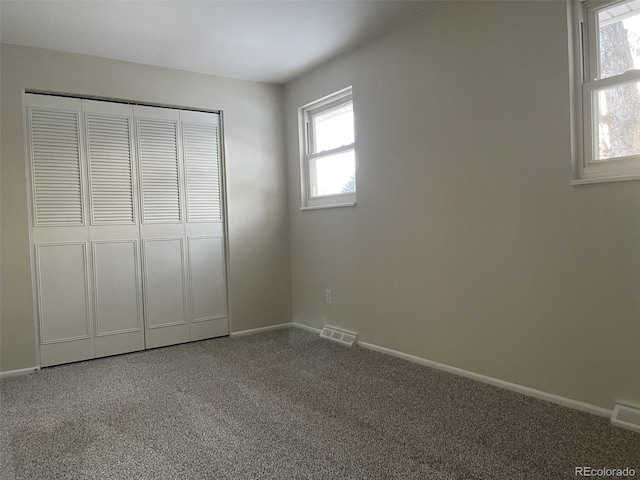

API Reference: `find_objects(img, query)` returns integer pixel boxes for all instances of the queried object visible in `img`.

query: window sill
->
[300,202,356,211]
[571,174,640,186]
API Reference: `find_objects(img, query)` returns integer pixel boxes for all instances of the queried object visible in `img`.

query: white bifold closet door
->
[135,106,228,348]
[26,94,227,367]
[27,95,144,365]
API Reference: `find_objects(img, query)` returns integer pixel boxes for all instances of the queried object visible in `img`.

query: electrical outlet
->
[325,289,332,305]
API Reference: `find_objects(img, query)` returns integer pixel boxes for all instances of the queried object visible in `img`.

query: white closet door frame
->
[24,91,42,369]
[214,111,233,336]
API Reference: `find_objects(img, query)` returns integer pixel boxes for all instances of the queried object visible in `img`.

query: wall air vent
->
[611,403,640,433]
[319,326,358,347]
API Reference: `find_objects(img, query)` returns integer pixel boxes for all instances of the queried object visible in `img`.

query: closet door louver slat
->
[183,122,222,222]
[87,113,135,224]
[30,109,84,226]
[138,118,181,223]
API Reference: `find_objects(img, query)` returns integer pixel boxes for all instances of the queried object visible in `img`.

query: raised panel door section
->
[92,241,144,357]
[35,242,94,366]
[188,236,228,341]
[93,241,140,335]
[142,238,189,348]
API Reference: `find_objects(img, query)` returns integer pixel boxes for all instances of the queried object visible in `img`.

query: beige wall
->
[0,44,292,371]
[285,1,640,410]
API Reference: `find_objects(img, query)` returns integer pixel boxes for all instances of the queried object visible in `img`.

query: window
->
[572,0,640,183]
[299,87,356,208]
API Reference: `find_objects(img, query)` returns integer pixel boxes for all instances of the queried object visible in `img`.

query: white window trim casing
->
[298,86,356,209]
[569,0,640,184]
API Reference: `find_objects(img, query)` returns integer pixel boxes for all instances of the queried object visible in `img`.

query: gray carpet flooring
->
[1,328,638,479]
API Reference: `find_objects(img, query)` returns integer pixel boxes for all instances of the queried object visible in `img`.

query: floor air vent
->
[319,326,358,347]
[611,403,640,433]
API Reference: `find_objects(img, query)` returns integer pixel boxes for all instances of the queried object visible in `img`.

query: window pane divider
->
[584,69,640,90]
[307,143,355,160]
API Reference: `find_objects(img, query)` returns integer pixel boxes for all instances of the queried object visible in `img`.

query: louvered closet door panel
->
[135,105,189,348]
[137,107,182,224]
[183,121,221,223]
[180,110,228,341]
[85,104,135,225]
[83,100,145,358]
[28,99,85,227]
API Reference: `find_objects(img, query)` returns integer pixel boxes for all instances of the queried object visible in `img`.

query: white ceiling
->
[0,0,437,84]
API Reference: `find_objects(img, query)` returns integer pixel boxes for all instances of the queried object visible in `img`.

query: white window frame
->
[570,0,640,184]
[298,86,356,209]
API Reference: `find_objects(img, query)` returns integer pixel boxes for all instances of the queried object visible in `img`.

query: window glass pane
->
[310,150,355,197]
[598,0,640,78]
[594,79,640,159]
[312,102,354,153]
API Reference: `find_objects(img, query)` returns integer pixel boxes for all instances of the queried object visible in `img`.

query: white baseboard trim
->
[0,366,40,379]
[290,322,322,334]
[357,341,612,418]
[230,323,292,337]
[231,322,322,338]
